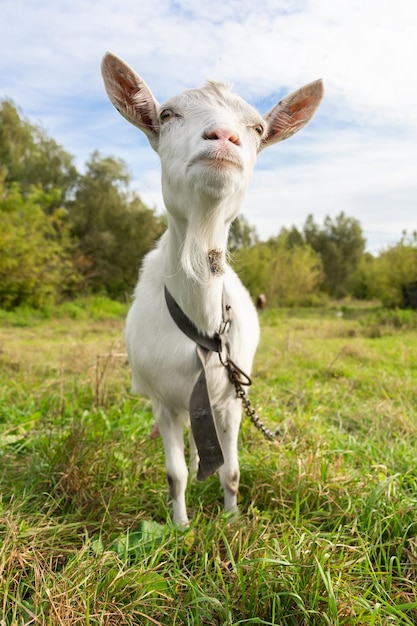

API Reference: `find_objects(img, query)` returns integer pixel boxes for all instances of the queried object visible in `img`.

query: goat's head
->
[101,52,323,227]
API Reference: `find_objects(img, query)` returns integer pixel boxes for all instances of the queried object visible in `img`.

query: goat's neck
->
[163,209,231,336]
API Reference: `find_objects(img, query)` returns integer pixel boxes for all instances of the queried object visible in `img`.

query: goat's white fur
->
[101,53,323,525]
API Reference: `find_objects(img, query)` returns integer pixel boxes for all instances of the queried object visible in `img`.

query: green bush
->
[233,239,323,307]
[0,182,78,309]
[361,307,417,336]
[351,236,417,307]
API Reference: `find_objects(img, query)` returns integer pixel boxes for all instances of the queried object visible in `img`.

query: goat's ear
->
[101,52,160,150]
[261,79,323,149]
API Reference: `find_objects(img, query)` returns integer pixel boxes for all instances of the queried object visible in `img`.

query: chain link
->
[218,303,280,441]
[224,359,280,441]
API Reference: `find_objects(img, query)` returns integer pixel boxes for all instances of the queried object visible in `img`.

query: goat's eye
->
[253,124,264,137]
[160,109,175,122]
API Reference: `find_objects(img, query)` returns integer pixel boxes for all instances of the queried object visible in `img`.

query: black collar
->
[164,286,223,354]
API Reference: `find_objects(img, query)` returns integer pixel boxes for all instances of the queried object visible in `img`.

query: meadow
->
[1,298,417,625]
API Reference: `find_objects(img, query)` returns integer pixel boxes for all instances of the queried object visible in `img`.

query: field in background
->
[1,298,417,625]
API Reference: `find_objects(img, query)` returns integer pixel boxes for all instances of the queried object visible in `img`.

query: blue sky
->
[1,0,416,253]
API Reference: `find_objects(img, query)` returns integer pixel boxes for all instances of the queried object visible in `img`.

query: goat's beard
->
[180,207,230,283]
[162,170,243,283]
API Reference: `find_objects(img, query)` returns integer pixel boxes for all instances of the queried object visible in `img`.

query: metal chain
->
[218,303,280,441]
[224,359,280,441]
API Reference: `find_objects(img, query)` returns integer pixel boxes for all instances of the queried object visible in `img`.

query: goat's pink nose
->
[203,128,240,145]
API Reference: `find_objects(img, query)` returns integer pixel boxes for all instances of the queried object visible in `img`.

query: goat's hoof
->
[173,518,190,529]
[223,508,240,525]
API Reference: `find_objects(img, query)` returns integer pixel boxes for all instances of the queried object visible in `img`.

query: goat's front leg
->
[154,403,189,526]
[216,397,242,516]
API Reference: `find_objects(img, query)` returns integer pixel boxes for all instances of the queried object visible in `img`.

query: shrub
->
[0,182,78,309]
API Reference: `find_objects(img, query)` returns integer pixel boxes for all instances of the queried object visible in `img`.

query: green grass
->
[1,300,417,624]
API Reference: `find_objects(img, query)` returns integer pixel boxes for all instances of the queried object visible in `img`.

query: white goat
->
[101,52,323,525]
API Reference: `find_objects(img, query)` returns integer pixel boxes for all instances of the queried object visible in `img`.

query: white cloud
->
[1,0,416,254]
[243,121,417,252]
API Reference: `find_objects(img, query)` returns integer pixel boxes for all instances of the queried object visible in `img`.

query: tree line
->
[232,215,417,308]
[0,99,164,309]
[1,98,416,309]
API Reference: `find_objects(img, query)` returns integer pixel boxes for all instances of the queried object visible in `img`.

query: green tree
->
[0,181,78,309]
[277,225,305,248]
[265,236,323,306]
[303,212,365,297]
[228,215,258,252]
[0,99,77,209]
[68,151,164,297]
[348,252,377,300]
[233,243,273,299]
[369,234,417,307]
[233,235,323,307]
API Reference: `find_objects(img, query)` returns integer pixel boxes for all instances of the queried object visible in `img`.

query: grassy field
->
[1,298,417,625]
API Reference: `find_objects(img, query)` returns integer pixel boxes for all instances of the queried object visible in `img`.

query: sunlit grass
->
[1,300,417,624]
